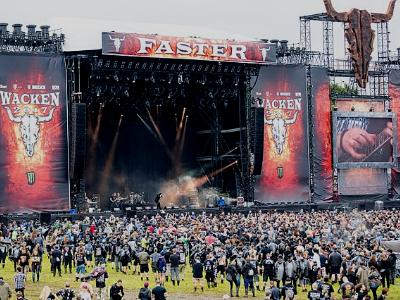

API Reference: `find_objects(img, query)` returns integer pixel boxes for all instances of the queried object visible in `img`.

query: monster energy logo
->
[277,166,284,179]
[26,171,35,185]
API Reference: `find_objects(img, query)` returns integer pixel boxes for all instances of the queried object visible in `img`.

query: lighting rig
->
[0,23,64,53]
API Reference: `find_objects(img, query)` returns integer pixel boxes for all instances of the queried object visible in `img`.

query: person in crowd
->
[0,238,7,269]
[109,280,124,300]
[192,258,204,293]
[62,243,74,274]
[138,247,150,282]
[281,279,295,300]
[226,260,238,297]
[30,246,42,282]
[340,277,355,300]
[307,282,322,300]
[56,282,75,300]
[152,280,167,300]
[0,277,11,300]
[39,286,56,300]
[51,245,62,277]
[169,248,180,286]
[94,267,108,300]
[138,282,151,300]
[377,287,389,300]
[78,282,94,300]
[75,246,87,281]
[368,266,381,300]
[14,267,26,297]
[15,291,27,300]
[242,257,256,297]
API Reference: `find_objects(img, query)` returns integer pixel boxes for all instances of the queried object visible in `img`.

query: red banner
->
[0,53,69,213]
[310,68,333,201]
[102,32,276,64]
[253,65,310,203]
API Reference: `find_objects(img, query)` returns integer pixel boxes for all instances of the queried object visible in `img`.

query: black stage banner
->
[0,53,69,213]
[310,67,333,201]
[253,65,310,203]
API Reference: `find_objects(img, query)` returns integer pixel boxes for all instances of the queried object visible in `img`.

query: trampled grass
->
[0,256,399,299]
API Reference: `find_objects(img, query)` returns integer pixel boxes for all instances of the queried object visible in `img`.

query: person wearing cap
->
[138,282,151,300]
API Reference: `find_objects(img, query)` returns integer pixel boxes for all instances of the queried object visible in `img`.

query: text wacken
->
[0,91,60,107]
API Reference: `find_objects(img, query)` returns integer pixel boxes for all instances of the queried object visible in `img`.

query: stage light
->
[234,76,239,87]
[124,89,129,97]
[178,74,183,85]
[114,73,119,82]
[217,76,224,86]
[168,74,173,84]
[132,73,137,83]
[150,73,156,83]
[224,99,229,109]
[120,114,124,117]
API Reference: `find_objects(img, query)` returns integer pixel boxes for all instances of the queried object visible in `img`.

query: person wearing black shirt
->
[281,280,296,300]
[319,276,334,300]
[56,283,75,300]
[62,245,73,274]
[242,258,256,297]
[154,193,163,210]
[95,269,108,300]
[169,249,180,286]
[226,262,238,297]
[51,245,62,277]
[204,255,216,288]
[75,248,86,281]
[152,281,167,300]
[307,283,322,300]
[109,280,124,300]
[262,254,274,291]
[192,258,204,292]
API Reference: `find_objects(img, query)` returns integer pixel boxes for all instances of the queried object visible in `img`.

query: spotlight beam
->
[98,115,123,195]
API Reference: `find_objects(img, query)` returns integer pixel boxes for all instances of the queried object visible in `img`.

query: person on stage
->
[154,193,164,210]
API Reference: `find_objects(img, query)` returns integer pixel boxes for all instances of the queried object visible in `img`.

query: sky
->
[1,0,400,56]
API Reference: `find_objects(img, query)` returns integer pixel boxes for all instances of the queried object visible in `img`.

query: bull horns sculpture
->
[323,0,397,88]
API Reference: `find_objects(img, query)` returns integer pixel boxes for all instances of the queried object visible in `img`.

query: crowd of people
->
[0,209,399,299]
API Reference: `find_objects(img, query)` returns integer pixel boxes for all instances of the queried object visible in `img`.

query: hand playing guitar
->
[340,128,376,160]
[339,122,393,161]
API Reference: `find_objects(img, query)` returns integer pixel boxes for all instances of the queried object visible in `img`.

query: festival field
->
[0,256,399,299]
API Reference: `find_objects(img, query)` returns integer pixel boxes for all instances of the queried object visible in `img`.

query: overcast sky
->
[1,0,400,56]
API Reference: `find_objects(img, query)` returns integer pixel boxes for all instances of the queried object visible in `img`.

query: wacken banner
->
[102,32,276,64]
[0,53,69,213]
[253,65,310,203]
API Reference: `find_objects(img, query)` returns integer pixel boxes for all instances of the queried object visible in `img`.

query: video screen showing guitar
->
[336,117,393,163]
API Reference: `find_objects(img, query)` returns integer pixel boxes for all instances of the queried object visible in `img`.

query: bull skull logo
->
[265,111,298,155]
[4,107,55,157]
[109,35,125,52]
[259,46,271,62]
[323,0,397,88]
